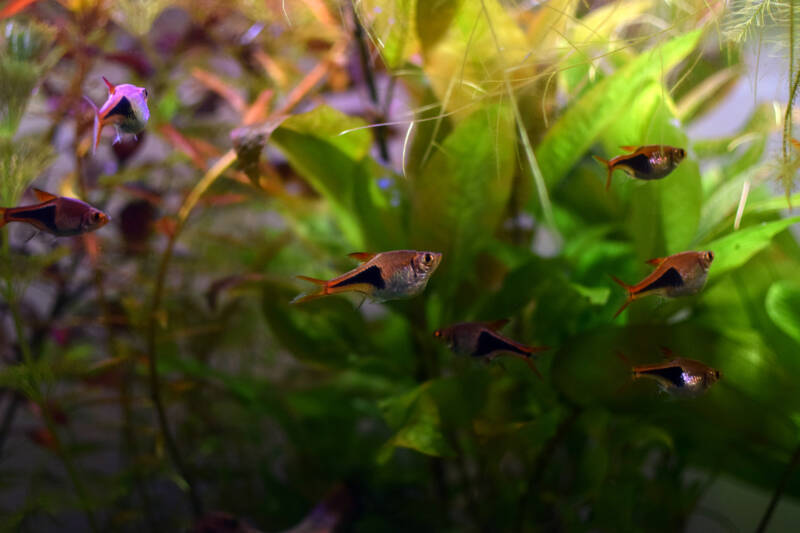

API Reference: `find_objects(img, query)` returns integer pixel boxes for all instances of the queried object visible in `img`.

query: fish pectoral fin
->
[32,188,58,202]
[484,319,510,332]
[347,252,376,262]
[619,145,639,152]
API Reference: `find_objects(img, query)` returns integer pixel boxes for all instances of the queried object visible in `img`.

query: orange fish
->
[84,76,150,152]
[619,348,720,397]
[433,320,549,377]
[612,250,714,318]
[292,250,442,304]
[593,145,685,190]
[0,189,109,236]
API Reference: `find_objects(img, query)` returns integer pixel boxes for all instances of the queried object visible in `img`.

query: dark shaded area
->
[639,365,686,388]
[330,265,385,290]
[640,267,684,293]
[619,152,653,177]
[475,330,522,357]
[8,204,58,233]
[105,95,134,120]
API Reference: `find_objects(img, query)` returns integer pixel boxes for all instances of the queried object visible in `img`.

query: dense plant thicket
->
[1,0,800,531]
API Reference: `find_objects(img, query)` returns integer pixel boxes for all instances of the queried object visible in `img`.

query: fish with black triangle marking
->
[292,250,442,304]
[593,145,685,190]
[611,250,714,318]
[84,77,150,153]
[433,320,550,378]
[617,348,721,397]
[0,188,110,236]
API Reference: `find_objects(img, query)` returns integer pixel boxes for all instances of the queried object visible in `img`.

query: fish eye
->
[424,253,432,263]
[715,370,720,379]
[93,212,101,222]
[143,88,149,99]
[706,251,714,262]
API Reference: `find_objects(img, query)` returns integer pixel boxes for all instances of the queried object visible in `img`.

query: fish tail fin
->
[506,342,549,379]
[83,95,102,153]
[522,356,543,380]
[593,155,613,190]
[610,275,634,319]
[291,275,331,304]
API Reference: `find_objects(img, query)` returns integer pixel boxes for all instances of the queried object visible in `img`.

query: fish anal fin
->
[484,319,510,331]
[620,145,639,152]
[347,252,376,262]
[102,76,116,94]
[32,188,57,202]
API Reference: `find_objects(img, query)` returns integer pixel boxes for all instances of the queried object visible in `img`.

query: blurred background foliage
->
[0,0,799,531]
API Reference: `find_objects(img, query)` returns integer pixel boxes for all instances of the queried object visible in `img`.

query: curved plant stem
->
[145,149,237,518]
[755,444,800,533]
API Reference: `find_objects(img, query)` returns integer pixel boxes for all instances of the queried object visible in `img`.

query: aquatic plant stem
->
[145,149,236,518]
[351,2,390,163]
[755,443,800,533]
[0,241,100,532]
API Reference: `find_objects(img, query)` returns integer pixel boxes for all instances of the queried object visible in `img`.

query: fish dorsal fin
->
[102,76,116,94]
[484,319,510,331]
[619,145,639,153]
[645,256,666,267]
[32,188,58,202]
[348,252,376,262]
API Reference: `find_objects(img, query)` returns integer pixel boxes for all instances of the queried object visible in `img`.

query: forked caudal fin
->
[610,275,634,319]
[290,275,329,304]
[592,155,613,190]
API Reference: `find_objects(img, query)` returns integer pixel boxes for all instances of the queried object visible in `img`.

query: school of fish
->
[3,77,720,398]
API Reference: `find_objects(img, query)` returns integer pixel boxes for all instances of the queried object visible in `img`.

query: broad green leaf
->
[271,105,403,249]
[378,382,455,461]
[410,103,515,290]
[534,29,703,199]
[765,281,800,344]
[600,79,701,254]
[704,216,800,280]
[416,0,461,53]
[421,0,530,115]
[357,0,417,69]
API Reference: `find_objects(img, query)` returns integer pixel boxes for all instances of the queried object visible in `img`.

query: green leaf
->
[271,105,403,249]
[569,282,610,306]
[410,103,515,289]
[765,281,800,344]
[378,382,455,461]
[705,216,800,280]
[357,0,417,69]
[416,0,461,53]
[419,0,529,114]
[534,29,703,197]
